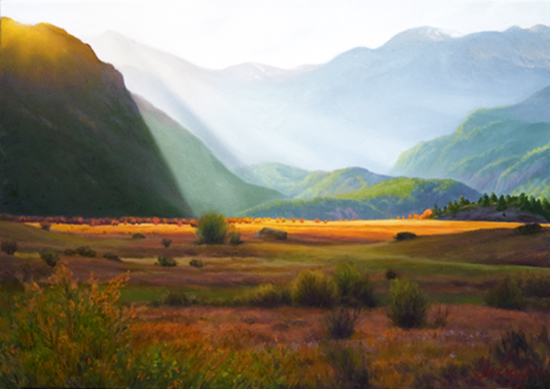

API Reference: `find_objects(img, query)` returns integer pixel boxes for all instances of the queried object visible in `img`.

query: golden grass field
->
[2,218,550,388]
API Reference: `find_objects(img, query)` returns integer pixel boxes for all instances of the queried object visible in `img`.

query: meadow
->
[1,218,549,388]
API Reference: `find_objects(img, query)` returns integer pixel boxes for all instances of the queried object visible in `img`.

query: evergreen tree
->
[496,195,507,211]
[481,194,491,207]
[490,193,498,204]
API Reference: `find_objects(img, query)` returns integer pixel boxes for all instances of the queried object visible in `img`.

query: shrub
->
[228,230,243,245]
[334,262,376,308]
[132,233,146,239]
[76,245,96,257]
[63,248,76,256]
[189,259,204,268]
[0,266,137,387]
[196,212,228,245]
[157,256,177,267]
[40,248,59,267]
[485,276,525,310]
[242,284,292,307]
[103,252,121,262]
[387,279,430,329]
[1,240,17,255]
[489,328,550,389]
[322,342,370,389]
[161,238,172,248]
[40,222,51,231]
[518,271,550,298]
[395,232,417,241]
[385,269,398,280]
[291,270,337,308]
[324,307,361,340]
[515,223,543,235]
[431,305,452,329]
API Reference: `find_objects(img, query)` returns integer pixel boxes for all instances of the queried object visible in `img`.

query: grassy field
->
[1,219,549,388]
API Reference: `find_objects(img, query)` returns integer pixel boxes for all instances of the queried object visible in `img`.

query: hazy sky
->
[3,0,550,69]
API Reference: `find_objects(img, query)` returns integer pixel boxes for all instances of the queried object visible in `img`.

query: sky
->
[3,0,550,69]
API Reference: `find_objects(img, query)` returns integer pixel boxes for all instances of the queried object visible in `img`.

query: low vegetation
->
[161,238,172,248]
[195,212,229,245]
[189,259,204,268]
[157,256,177,267]
[75,245,96,257]
[387,279,430,329]
[485,276,526,310]
[334,262,376,308]
[291,270,337,308]
[515,222,543,235]
[1,240,17,255]
[40,248,59,267]
[324,307,361,340]
[394,232,417,241]
[240,283,292,307]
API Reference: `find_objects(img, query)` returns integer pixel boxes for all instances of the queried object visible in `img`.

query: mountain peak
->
[384,26,462,47]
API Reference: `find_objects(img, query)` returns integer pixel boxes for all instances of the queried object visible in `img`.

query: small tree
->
[40,248,59,267]
[195,212,229,245]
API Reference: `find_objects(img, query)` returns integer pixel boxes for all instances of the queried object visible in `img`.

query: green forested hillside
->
[0,18,192,217]
[392,85,550,197]
[241,178,480,220]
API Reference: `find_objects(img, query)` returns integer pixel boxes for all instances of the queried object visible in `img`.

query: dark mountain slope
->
[0,18,192,217]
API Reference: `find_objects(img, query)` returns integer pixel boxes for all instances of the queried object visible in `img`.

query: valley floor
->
[1,219,549,388]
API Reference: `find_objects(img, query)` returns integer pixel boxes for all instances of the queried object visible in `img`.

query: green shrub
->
[322,342,370,389]
[291,270,337,308]
[334,262,376,308]
[76,245,96,257]
[485,276,525,310]
[161,238,172,248]
[132,233,146,240]
[40,222,51,231]
[196,212,228,245]
[40,248,59,267]
[189,259,204,268]
[387,279,430,329]
[242,284,292,307]
[395,232,417,241]
[1,240,17,255]
[515,223,543,235]
[157,256,177,267]
[518,271,550,298]
[324,307,361,340]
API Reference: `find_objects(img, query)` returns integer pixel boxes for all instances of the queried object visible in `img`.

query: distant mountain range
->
[241,178,480,220]
[0,18,281,217]
[392,84,550,198]
[89,25,550,172]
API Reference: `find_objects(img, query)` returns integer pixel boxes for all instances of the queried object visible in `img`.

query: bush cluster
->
[76,245,96,257]
[242,284,292,307]
[189,259,204,268]
[485,276,526,310]
[291,270,338,308]
[334,262,376,308]
[324,307,361,340]
[395,232,417,241]
[161,238,172,248]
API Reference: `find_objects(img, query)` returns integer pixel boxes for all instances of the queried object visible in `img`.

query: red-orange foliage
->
[152,217,160,226]
[314,218,321,223]
[299,218,304,223]
[419,209,433,220]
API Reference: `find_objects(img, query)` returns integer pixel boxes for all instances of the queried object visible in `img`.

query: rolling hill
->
[0,18,192,218]
[236,164,390,199]
[241,178,480,220]
[392,85,550,197]
[89,26,550,172]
